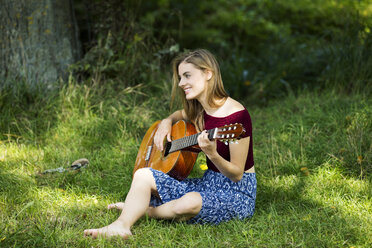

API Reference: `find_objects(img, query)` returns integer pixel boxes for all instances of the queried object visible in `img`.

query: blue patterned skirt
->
[149,168,257,225]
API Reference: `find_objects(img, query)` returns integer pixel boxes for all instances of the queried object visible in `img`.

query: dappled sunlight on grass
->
[32,186,102,210]
[304,166,371,217]
[256,161,372,244]
[0,143,44,174]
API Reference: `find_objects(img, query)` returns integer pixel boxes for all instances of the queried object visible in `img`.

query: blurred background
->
[1,0,371,104]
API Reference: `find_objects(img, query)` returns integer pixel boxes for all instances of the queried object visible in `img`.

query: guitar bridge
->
[145,146,152,161]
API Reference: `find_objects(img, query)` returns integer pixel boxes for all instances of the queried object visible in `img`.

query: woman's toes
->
[84,229,92,236]
[91,230,99,239]
[107,202,125,210]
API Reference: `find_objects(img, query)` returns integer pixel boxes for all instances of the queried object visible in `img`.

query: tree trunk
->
[0,0,81,89]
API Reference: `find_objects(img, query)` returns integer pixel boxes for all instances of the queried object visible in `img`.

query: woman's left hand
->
[197,130,217,158]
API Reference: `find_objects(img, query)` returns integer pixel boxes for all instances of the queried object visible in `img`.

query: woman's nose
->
[178,78,185,87]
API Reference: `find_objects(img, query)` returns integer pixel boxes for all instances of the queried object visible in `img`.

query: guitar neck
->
[166,128,217,154]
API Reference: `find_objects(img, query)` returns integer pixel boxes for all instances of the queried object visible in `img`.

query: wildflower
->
[357,155,363,164]
[300,167,310,176]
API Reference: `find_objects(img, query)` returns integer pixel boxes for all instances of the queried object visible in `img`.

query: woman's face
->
[178,62,211,101]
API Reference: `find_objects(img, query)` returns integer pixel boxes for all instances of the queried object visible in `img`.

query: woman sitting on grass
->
[84,49,257,239]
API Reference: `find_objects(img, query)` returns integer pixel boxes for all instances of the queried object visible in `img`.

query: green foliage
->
[74,0,372,102]
[72,0,178,92]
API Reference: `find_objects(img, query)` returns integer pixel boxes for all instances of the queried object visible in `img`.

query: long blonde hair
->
[171,49,228,131]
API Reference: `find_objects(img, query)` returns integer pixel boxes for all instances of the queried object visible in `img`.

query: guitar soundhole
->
[163,142,172,157]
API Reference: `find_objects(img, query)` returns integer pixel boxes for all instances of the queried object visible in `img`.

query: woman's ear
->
[206,70,213,81]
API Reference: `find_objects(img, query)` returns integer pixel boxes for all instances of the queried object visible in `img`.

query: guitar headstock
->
[214,123,246,145]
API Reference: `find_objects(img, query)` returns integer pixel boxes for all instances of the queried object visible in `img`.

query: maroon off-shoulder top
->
[203,108,254,172]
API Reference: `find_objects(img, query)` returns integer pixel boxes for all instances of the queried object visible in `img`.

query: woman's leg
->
[107,191,202,221]
[147,192,202,221]
[83,168,157,239]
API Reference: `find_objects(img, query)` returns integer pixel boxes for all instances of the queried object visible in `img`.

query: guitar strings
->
[168,129,214,153]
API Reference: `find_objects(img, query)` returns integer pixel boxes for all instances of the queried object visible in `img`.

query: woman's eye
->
[185,74,190,78]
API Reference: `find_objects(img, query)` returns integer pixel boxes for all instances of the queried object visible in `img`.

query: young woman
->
[84,49,256,239]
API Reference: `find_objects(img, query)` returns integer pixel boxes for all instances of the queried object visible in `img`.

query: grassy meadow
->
[0,81,371,247]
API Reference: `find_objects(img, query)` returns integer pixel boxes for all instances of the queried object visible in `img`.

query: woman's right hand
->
[154,119,172,151]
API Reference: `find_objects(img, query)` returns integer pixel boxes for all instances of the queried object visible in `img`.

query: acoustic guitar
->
[133,120,246,180]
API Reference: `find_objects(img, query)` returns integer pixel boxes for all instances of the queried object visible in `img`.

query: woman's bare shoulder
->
[223,97,245,115]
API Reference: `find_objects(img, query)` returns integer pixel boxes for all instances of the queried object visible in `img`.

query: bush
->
[70,0,372,105]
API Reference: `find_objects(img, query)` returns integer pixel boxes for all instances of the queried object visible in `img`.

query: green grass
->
[0,83,371,247]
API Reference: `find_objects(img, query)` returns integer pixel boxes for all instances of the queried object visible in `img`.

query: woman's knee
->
[173,192,202,216]
[133,168,152,180]
[132,168,156,189]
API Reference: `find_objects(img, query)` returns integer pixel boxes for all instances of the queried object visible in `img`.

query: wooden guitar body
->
[133,120,200,181]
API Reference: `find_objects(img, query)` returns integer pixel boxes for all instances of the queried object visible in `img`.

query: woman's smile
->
[183,87,192,95]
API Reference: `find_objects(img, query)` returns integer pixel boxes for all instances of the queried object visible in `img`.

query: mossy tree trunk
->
[0,0,81,89]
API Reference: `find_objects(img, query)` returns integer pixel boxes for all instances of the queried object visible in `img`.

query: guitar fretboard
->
[166,128,216,154]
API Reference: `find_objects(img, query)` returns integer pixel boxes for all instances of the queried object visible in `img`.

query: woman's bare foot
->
[83,220,132,239]
[107,202,125,210]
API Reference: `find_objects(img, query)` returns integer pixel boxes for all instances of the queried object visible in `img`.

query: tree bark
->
[0,0,81,89]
